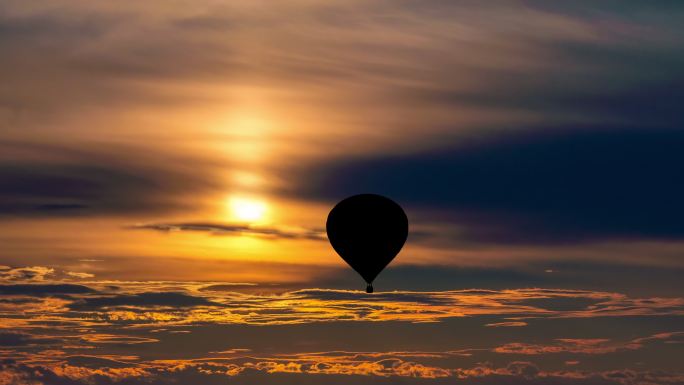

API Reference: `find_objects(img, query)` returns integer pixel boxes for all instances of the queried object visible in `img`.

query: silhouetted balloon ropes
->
[326,194,408,293]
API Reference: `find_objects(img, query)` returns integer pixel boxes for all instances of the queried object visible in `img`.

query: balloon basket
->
[366,284,373,293]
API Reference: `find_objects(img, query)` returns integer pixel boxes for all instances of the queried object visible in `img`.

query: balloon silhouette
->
[326,194,408,293]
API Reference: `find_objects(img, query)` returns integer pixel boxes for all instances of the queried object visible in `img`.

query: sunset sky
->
[1,1,683,384]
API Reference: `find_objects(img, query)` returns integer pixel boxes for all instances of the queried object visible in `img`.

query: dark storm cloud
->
[0,142,222,217]
[296,128,684,244]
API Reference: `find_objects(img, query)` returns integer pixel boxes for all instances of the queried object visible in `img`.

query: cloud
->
[64,355,140,369]
[0,274,682,328]
[1,357,682,385]
[0,284,94,295]
[78,334,158,345]
[68,292,219,310]
[3,0,683,144]
[0,266,54,281]
[0,332,61,347]
[284,259,684,298]
[294,129,684,245]
[130,222,326,241]
[65,272,95,279]
[494,332,684,355]
[309,264,552,293]
[3,0,684,252]
[494,339,635,355]
[0,141,223,218]
[37,286,684,326]
[485,322,527,328]
[0,265,98,284]
[503,361,539,379]
[199,284,258,291]
[2,2,684,383]
[0,276,681,385]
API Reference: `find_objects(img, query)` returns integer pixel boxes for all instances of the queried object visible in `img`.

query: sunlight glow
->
[229,196,268,222]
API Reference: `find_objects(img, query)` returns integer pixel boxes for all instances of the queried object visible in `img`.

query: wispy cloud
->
[0,284,94,295]
[0,265,97,284]
[0,142,223,218]
[494,338,640,355]
[0,273,682,384]
[66,272,95,279]
[2,277,682,328]
[130,222,326,240]
[0,266,54,281]
[485,321,528,328]
[68,291,220,311]
[2,354,683,385]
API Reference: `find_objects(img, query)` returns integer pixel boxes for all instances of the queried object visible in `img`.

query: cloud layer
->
[1,269,682,384]
[295,129,684,245]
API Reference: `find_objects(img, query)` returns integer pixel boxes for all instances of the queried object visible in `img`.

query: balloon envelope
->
[326,194,408,292]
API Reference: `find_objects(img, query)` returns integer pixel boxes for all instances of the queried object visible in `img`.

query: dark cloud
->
[68,292,219,310]
[0,12,111,41]
[0,142,222,217]
[505,361,540,378]
[0,284,95,295]
[291,289,457,306]
[0,297,40,305]
[406,75,684,129]
[295,128,684,244]
[0,332,61,347]
[131,222,326,241]
[527,1,684,20]
[64,356,140,369]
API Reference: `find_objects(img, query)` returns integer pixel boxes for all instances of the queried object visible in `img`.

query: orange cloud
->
[485,321,528,327]
[494,332,684,355]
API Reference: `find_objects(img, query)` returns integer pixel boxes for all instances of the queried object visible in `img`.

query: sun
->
[229,196,268,222]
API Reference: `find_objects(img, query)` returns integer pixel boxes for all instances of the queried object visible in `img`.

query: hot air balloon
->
[326,194,408,293]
